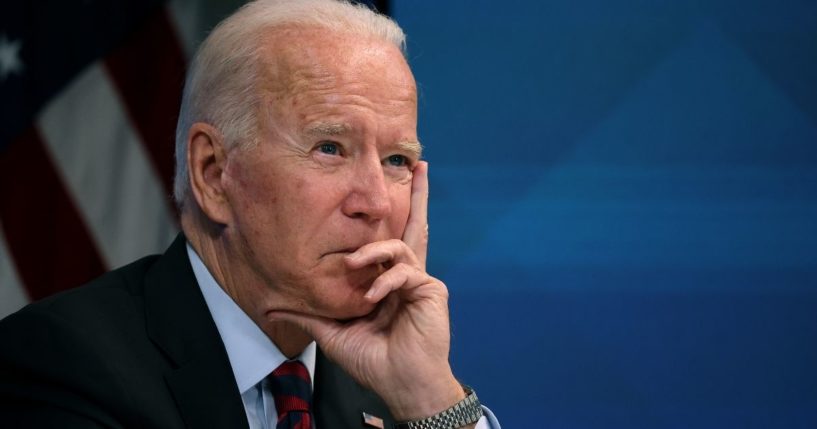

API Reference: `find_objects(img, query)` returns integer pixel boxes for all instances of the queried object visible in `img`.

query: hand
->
[268,161,466,420]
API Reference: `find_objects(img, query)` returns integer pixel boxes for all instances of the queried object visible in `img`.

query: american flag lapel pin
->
[362,411,384,428]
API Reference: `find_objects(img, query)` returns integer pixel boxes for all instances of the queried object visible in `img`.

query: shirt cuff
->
[474,405,501,429]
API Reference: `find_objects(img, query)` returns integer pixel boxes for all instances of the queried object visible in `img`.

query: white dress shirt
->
[187,244,499,429]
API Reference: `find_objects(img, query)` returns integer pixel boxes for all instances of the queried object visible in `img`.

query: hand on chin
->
[310,260,385,321]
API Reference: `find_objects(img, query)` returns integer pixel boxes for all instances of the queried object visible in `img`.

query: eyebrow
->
[397,139,423,158]
[303,122,352,136]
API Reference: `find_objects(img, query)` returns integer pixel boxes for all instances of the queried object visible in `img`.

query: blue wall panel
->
[392,1,817,426]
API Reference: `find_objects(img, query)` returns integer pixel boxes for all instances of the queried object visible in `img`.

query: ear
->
[186,122,231,225]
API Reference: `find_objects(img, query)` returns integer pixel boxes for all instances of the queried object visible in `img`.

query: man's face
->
[220,29,419,320]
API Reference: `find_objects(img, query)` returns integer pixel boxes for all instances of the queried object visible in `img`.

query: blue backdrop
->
[392,1,817,427]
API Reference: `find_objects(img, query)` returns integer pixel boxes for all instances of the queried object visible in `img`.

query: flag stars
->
[0,35,24,81]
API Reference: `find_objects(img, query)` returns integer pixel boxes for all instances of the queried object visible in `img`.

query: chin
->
[314,265,381,320]
[329,300,378,322]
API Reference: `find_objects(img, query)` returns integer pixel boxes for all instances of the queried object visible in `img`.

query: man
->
[0,1,500,428]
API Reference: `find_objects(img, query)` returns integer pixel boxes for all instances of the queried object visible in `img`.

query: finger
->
[365,292,402,331]
[364,262,433,303]
[345,239,418,269]
[402,161,429,267]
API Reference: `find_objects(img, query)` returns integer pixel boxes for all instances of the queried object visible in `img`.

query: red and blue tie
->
[268,360,314,429]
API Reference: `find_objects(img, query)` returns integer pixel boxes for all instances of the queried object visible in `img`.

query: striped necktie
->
[268,360,314,429]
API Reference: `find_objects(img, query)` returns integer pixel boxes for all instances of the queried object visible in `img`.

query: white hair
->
[173,0,406,207]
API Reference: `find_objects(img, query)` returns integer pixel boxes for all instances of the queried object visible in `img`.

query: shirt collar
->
[186,243,317,394]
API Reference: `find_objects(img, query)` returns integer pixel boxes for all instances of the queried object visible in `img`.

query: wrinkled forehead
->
[256,25,416,105]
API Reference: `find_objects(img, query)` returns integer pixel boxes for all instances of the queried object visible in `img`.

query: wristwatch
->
[394,386,483,429]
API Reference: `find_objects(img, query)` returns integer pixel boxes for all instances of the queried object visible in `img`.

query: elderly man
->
[0,1,499,428]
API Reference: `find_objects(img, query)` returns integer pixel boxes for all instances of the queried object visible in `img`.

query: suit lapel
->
[144,235,248,429]
[313,349,395,429]
[142,235,396,428]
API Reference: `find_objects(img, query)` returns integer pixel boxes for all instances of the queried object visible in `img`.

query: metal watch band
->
[394,386,483,429]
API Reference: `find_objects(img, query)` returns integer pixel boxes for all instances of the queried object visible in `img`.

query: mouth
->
[320,247,358,258]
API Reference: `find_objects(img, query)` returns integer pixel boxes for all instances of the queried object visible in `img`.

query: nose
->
[341,157,392,222]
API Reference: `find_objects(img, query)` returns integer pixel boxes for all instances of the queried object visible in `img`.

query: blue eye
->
[387,154,407,167]
[318,142,339,155]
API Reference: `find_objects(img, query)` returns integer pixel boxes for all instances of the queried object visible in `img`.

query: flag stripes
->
[0,2,189,318]
[0,222,28,315]
[37,63,178,269]
[0,127,107,302]
[104,8,187,199]
[0,1,167,152]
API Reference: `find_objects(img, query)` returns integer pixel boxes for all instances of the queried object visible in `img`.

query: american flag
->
[0,0,390,319]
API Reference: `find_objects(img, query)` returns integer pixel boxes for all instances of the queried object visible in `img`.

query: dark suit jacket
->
[0,234,395,428]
